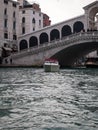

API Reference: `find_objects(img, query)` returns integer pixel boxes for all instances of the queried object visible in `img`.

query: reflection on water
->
[0,68,98,130]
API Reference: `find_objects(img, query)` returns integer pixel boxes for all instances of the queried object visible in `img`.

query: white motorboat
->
[44,58,60,72]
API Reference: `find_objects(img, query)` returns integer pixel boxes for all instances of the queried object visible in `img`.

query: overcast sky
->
[22,0,96,24]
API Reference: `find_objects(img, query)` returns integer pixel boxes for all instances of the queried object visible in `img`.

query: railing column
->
[48,35,50,43]
[27,39,30,51]
[60,31,62,40]
[37,36,40,48]
[18,40,20,52]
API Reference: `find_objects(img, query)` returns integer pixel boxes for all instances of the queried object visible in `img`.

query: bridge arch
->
[55,41,98,67]
[61,25,72,37]
[13,31,98,67]
[50,29,60,41]
[73,21,84,33]
[88,7,98,30]
[29,36,38,47]
[19,39,28,50]
[40,32,49,44]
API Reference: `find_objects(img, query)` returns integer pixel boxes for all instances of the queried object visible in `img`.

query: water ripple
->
[0,68,98,130]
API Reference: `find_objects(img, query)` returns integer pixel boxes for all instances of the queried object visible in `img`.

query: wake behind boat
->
[44,58,60,72]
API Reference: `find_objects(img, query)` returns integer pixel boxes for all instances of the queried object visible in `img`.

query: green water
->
[0,68,98,130]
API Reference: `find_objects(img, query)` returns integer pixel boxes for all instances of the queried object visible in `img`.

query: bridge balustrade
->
[13,31,98,59]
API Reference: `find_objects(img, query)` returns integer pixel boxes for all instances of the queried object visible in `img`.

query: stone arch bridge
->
[18,0,98,52]
[10,1,98,67]
[12,31,98,67]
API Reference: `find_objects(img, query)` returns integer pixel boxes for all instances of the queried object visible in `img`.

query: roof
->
[83,1,98,10]
[7,0,19,4]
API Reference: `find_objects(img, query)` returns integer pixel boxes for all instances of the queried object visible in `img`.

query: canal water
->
[0,68,98,130]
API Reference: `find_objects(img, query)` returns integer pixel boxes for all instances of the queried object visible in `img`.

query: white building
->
[0,0,50,49]
[0,0,19,47]
[18,0,48,35]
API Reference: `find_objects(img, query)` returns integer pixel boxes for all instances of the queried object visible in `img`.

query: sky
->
[19,0,96,24]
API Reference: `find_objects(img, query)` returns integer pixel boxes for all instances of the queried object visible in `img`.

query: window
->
[22,17,25,23]
[13,21,16,30]
[4,8,7,15]
[22,10,25,14]
[4,33,8,39]
[33,27,35,31]
[13,3,16,8]
[4,19,7,28]
[13,11,16,18]
[22,27,25,34]
[4,0,8,4]
[39,20,41,26]
[39,13,41,16]
[13,35,17,40]
[32,18,35,24]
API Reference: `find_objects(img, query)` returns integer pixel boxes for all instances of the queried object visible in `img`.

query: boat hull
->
[44,64,59,72]
[85,64,98,68]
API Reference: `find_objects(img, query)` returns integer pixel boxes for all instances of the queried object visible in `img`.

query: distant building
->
[0,0,19,47]
[18,0,51,35]
[17,0,30,6]
[43,13,51,27]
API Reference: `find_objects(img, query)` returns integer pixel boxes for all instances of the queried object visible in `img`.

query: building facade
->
[0,0,51,47]
[0,0,19,47]
[43,13,51,27]
[18,0,51,35]
[0,0,51,62]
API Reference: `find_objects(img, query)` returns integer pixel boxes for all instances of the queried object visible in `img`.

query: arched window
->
[4,8,7,28]
[4,8,7,15]
[29,36,38,47]
[88,9,98,30]
[39,20,41,26]
[62,25,72,37]
[73,21,84,33]
[13,11,15,18]
[33,27,35,31]
[50,29,60,41]
[32,18,36,24]
[40,32,49,44]
[22,17,25,23]
[22,27,25,34]
[4,19,7,28]
[19,39,28,50]
[13,21,16,30]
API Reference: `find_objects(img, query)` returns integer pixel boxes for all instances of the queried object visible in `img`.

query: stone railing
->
[12,31,98,59]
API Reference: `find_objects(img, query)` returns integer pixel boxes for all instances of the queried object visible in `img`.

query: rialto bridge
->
[11,1,98,67]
